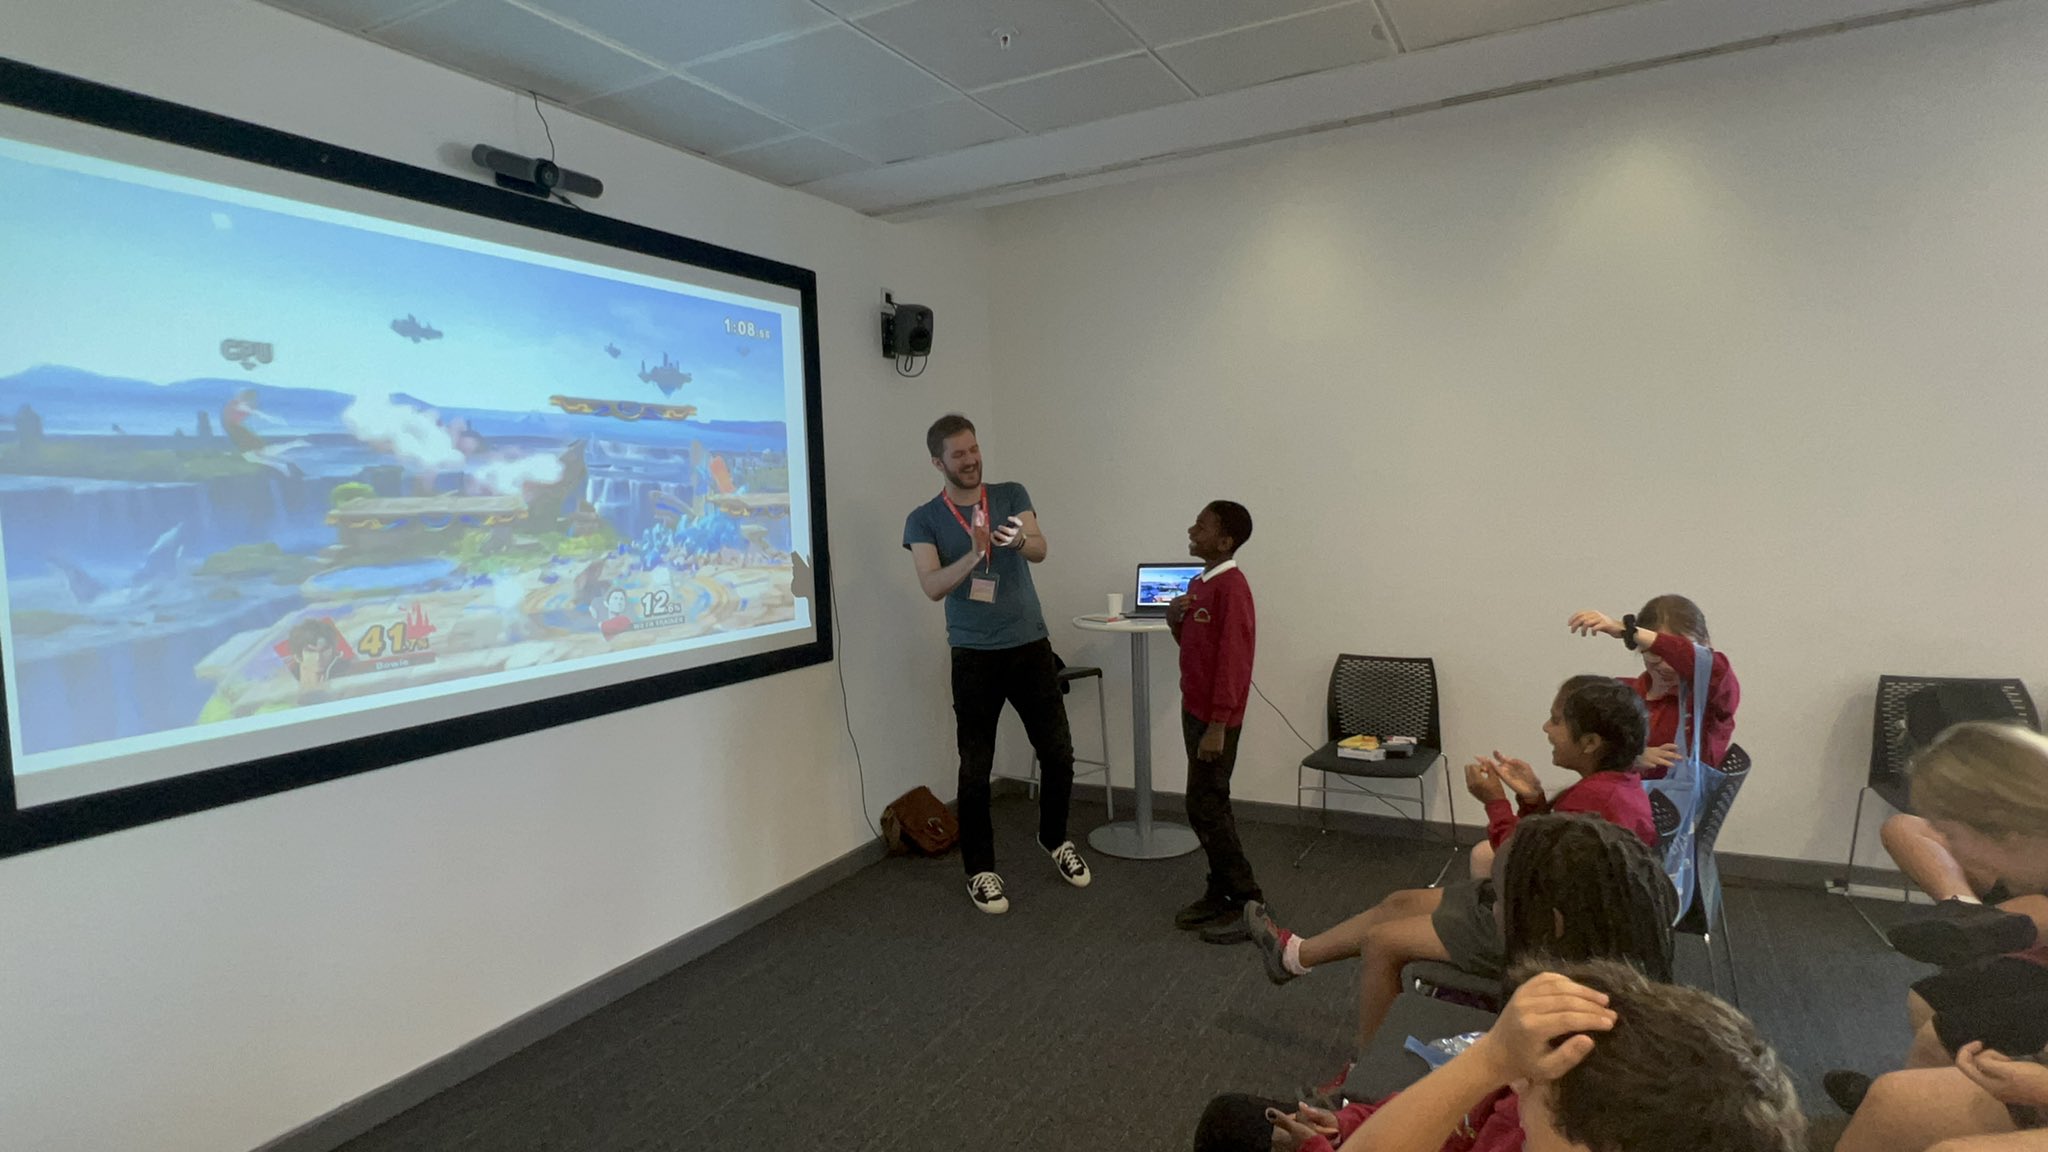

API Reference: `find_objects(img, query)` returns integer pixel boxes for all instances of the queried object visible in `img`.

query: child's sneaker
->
[967,871,1009,914]
[1048,840,1092,887]
[1244,900,1299,985]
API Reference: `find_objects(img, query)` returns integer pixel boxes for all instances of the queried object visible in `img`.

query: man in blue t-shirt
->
[904,414,1091,914]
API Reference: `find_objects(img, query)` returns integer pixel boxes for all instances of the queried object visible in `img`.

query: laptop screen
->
[1135,563,1205,611]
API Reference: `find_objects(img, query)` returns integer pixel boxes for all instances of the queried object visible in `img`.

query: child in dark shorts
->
[1242,677,1660,1042]
[1833,723,2048,1151]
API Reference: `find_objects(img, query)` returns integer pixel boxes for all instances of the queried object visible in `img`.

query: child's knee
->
[1880,812,1928,855]
[1362,917,1432,964]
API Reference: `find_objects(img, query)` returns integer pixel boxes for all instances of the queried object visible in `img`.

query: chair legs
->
[1834,785,1894,945]
[1093,674,1113,821]
[1718,894,1741,1007]
[1428,762,1461,888]
[1703,929,1721,1001]
[1027,677,1114,821]
[1295,759,1461,875]
[1293,763,1332,868]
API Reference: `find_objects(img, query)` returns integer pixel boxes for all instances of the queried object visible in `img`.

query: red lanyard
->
[941,487,990,570]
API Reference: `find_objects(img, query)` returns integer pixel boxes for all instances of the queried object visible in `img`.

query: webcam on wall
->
[471,144,604,201]
[881,293,933,377]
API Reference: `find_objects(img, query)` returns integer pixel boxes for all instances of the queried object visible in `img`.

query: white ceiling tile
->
[1158,4,1392,96]
[521,0,834,66]
[1097,0,1353,47]
[372,0,659,103]
[858,0,1140,90]
[688,24,956,131]
[1379,0,1646,51]
[815,99,1019,164]
[721,136,872,185]
[974,53,1186,133]
[261,0,443,32]
[576,76,793,155]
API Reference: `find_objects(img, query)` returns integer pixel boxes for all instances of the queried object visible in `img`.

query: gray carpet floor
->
[336,797,1926,1152]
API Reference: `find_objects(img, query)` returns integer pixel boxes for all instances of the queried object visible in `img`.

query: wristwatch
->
[1621,613,1639,650]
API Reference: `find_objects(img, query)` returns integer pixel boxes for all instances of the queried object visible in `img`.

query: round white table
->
[1071,615,1201,860]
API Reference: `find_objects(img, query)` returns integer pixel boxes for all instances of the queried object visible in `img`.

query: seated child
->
[1242,677,1655,1045]
[1198,960,1803,1152]
[1568,594,1739,776]
[1828,723,2048,1123]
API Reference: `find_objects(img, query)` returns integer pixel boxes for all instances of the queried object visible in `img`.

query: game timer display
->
[0,61,831,854]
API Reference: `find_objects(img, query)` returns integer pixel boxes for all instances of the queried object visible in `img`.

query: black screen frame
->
[0,58,833,858]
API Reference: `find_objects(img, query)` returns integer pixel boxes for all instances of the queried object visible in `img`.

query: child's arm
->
[1334,972,1615,1152]
[1206,583,1255,734]
[1569,610,1705,678]
[1469,759,1519,847]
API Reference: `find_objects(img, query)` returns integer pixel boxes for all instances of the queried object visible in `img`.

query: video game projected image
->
[0,133,816,807]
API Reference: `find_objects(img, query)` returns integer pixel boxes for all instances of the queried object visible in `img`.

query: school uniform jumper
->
[1178,560,1260,901]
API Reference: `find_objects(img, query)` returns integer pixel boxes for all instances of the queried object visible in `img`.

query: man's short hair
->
[1205,500,1253,550]
[1513,958,1804,1152]
[926,413,975,459]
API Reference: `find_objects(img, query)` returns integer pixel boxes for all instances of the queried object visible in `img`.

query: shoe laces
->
[1052,842,1085,875]
[970,873,1004,899]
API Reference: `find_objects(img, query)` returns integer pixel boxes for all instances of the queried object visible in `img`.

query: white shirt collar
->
[1199,559,1239,582]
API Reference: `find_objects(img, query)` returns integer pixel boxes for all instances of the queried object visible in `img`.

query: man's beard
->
[944,464,980,490]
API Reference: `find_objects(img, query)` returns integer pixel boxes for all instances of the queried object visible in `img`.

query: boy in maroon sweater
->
[1166,501,1261,936]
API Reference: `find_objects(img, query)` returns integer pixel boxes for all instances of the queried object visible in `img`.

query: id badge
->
[968,572,999,604]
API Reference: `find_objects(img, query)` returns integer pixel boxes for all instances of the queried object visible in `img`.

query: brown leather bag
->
[881,786,959,856]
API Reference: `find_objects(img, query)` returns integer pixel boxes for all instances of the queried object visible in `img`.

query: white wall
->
[986,1,2048,865]
[0,2,989,1149]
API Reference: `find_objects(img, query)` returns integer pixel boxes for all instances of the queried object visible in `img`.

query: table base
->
[1088,821,1201,860]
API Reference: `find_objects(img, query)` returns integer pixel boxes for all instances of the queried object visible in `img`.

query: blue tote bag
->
[1642,642,1725,924]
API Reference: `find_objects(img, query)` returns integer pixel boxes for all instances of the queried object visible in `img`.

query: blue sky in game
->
[0,140,795,421]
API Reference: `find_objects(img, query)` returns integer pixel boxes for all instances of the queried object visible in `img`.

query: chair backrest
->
[1871,676,2039,789]
[1694,743,1750,858]
[1677,743,1750,935]
[1327,655,1441,749]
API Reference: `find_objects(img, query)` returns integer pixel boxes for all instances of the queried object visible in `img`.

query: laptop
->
[1131,562,1205,617]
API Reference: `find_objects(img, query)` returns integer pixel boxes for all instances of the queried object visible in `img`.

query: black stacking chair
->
[1838,676,2038,939]
[1295,655,1455,878]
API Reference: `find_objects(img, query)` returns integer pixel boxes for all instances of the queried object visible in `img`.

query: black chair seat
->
[1343,992,1500,1102]
[1301,743,1442,782]
[1401,959,1503,1004]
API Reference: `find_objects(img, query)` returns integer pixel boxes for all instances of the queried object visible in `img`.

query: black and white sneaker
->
[967,871,1009,914]
[1047,840,1092,888]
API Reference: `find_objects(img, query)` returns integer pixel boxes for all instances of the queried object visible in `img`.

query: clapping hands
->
[1466,751,1543,805]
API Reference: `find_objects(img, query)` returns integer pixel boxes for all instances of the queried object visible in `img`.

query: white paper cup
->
[1107,593,1124,618]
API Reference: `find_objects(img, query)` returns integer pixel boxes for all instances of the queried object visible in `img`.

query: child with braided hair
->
[1239,678,1658,1047]
[1195,814,1692,1152]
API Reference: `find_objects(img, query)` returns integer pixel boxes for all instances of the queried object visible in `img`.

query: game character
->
[280,617,351,696]
[591,584,634,639]
[222,389,306,476]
